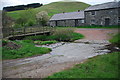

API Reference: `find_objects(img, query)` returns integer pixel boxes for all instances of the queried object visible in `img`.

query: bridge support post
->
[24,27,26,35]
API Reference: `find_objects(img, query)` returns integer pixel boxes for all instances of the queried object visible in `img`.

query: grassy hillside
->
[34,2,90,17]
[7,1,90,19]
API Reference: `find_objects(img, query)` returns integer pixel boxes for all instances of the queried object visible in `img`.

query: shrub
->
[34,40,57,45]
[2,40,8,46]
[22,40,33,43]
[27,20,35,26]
[24,35,47,41]
[24,28,84,42]
[40,41,57,45]
[50,28,72,41]
[34,40,42,44]
[51,28,83,41]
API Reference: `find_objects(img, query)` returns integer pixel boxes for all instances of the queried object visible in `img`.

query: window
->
[91,11,96,15]
[91,19,95,25]
[118,17,120,23]
[81,20,84,23]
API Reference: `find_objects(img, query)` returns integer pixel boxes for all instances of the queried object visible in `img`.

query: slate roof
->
[50,11,84,21]
[85,1,120,11]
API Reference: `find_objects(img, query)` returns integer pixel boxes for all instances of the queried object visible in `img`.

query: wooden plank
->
[6,31,50,39]
[3,26,54,39]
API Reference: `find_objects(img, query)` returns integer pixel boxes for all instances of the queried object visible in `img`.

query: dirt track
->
[75,28,118,40]
[3,28,118,78]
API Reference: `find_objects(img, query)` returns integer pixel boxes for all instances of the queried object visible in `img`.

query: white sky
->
[0,0,119,10]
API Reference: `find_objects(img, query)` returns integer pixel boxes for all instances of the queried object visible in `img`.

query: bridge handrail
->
[2,26,54,38]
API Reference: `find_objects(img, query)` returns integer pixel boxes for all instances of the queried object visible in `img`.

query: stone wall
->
[85,8,119,26]
[49,21,56,26]
[49,19,85,27]
[65,20,75,27]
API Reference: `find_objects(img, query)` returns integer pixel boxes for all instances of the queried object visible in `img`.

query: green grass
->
[109,33,120,47]
[2,40,51,59]
[47,52,119,78]
[77,25,120,28]
[7,1,90,20]
[34,40,58,45]
[55,26,120,30]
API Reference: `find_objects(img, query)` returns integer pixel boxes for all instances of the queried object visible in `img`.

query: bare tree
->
[2,11,14,28]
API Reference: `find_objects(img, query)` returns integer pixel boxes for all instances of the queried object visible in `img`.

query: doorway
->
[75,19,79,27]
[55,21,58,26]
[105,18,110,26]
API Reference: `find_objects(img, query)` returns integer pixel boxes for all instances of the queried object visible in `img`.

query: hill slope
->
[34,2,90,17]
[7,1,90,19]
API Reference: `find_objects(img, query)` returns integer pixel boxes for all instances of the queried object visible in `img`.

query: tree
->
[16,17,27,27]
[2,11,14,28]
[36,11,49,26]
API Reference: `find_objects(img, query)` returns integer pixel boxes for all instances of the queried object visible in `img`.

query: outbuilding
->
[49,10,85,27]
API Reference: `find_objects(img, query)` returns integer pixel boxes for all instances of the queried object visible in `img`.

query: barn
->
[85,1,120,26]
[49,10,85,27]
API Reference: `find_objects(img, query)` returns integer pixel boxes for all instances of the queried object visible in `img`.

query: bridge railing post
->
[24,27,26,35]
[12,28,14,37]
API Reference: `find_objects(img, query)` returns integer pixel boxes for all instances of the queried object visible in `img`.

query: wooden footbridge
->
[2,26,54,40]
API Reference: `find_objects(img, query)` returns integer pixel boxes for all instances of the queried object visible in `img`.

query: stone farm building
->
[49,1,120,26]
[49,10,85,27]
[85,1,120,26]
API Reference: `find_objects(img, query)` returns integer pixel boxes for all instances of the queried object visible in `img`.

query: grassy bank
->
[2,40,51,60]
[77,25,120,28]
[24,28,84,42]
[34,40,58,45]
[47,52,119,78]
[109,33,120,48]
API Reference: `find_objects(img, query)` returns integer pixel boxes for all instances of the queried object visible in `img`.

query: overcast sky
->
[0,0,119,10]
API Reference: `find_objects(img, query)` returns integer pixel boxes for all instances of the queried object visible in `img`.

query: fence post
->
[12,28,14,37]
[24,27,25,34]
[43,26,44,33]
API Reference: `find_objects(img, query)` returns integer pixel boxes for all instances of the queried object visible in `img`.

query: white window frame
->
[81,20,84,23]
